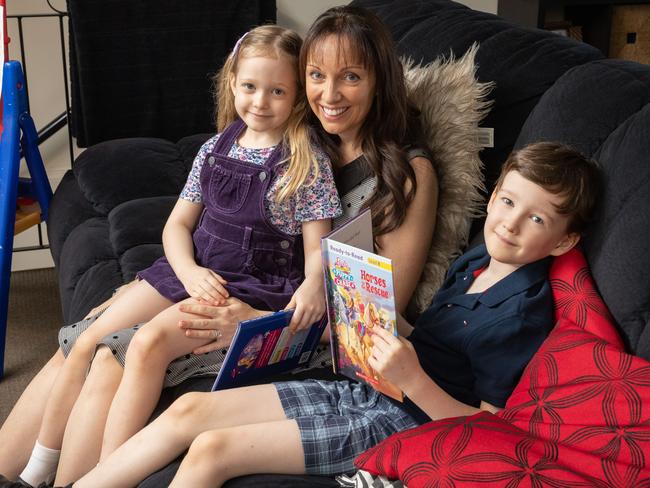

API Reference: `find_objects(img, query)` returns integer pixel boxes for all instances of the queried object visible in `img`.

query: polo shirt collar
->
[478,256,552,307]
[443,249,552,309]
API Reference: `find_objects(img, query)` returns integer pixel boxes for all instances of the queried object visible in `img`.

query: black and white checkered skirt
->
[58,310,227,387]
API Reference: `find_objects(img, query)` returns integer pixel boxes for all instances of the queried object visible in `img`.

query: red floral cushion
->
[355,248,650,486]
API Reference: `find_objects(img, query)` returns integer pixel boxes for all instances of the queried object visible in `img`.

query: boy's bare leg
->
[55,346,123,485]
[0,349,64,479]
[75,384,288,488]
[170,420,305,488]
[99,299,223,458]
[36,280,172,451]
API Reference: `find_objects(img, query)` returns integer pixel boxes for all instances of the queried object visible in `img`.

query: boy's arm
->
[370,327,500,420]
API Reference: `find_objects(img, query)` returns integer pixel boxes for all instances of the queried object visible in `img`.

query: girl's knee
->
[126,326,169,364]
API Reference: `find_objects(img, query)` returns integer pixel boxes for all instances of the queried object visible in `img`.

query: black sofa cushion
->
[515,59,650,359]
[354,0,604,193]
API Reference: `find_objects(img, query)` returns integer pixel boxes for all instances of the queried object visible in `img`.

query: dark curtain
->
[67,0,276,147]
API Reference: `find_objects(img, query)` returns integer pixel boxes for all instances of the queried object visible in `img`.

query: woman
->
[0,5,437,487]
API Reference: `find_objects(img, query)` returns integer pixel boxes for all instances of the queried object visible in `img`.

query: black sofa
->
[47,0,650,485]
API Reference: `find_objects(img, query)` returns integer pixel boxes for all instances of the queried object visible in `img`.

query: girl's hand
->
[178,265,229,305]
[285,276,326,333]
[367,326,422,391]
[178,297,266,354]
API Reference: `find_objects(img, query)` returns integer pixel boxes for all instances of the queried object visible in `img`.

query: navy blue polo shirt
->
[404,244,553,423]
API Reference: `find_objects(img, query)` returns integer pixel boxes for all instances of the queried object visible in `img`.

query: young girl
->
[17,25,341,487]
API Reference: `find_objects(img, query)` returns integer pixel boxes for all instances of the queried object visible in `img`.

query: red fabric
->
[355,248,650,487]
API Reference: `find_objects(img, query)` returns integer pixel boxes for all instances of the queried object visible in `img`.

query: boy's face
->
[484,170,580,267]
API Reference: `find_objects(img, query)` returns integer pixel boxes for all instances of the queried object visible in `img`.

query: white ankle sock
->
[19,441,61,487]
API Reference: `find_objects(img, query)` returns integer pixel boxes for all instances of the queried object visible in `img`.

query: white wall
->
[276,0,497,34]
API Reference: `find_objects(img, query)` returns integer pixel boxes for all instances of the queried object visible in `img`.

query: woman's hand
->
[367,325,423,393]
[178,297,267,354]
[285,276,326,334]
[177,265,229,305]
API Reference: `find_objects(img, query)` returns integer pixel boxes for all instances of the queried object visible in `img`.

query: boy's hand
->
[285,276,325,333]
[178,265,229,305]
[368,326,422,391]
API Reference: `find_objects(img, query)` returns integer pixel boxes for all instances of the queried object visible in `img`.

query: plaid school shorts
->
[274,379,421,475]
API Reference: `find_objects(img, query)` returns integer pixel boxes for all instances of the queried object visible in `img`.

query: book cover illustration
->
[322,237,403,401]
[212,310,326,391]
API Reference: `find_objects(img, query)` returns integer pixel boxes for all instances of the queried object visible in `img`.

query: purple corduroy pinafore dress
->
[138,119,304,311]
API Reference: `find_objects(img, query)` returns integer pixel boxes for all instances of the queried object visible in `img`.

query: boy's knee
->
[167,392,207,420]
[187,430,228,461]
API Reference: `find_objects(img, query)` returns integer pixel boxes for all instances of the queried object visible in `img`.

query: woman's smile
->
[306,35,376,146]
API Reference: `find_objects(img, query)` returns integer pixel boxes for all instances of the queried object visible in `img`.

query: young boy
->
[69,141,600,488]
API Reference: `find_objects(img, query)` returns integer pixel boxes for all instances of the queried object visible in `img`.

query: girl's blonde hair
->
[213,25,318,204]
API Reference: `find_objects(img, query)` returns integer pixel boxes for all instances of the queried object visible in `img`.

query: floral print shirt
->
[180,134,342,235]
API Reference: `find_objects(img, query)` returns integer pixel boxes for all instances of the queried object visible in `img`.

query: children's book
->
[212,310,326,391]
[322,209,403,401]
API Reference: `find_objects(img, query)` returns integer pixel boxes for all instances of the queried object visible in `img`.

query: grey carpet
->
[0,267,62,423]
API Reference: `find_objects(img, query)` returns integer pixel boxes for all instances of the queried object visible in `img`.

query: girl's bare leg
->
[36,280,171,451]
[170,420,305,488]
[75,384,287,488]
[99,299,221,458]
[0,349,63,479]
[54,346,123,485]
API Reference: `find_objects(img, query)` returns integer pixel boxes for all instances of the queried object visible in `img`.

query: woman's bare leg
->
[99,299,219,458]
[75,384,287,488]
[170,420,305,488]
[36,281,171,451]
[54,346,123,485]
[0,349,63,479]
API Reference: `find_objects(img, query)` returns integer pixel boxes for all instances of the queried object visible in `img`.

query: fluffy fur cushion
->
[354,248,650,486]
[404,43,493,313]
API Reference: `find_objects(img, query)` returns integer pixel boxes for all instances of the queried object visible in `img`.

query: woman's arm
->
[178,298,269,354]
[376,156,439,313]
[164,199,228,303]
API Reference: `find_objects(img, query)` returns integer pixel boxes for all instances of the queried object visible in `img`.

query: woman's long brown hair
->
[300,5,427,240]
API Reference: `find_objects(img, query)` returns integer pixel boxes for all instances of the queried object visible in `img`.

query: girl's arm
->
[376,156,438,314]
[369,326,501,420]
[285,218,332,332]
[163,199,228,303]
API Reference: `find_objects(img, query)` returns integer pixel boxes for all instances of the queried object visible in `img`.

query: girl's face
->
[230,55,297,146]
[305,36,376,147]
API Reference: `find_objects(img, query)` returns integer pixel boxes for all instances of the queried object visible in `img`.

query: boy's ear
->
[486,190,497,213]
[550,232,581,257]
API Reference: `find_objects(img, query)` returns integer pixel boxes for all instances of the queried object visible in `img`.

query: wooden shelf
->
[499,0,650,59]
[14,205,42,235]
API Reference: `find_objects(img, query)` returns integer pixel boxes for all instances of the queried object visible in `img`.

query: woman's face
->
[305,36,376,146]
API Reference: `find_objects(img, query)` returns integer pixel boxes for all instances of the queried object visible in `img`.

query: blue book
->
[212,310,326,391]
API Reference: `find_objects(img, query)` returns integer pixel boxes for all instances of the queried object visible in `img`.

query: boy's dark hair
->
[495,142,601,234]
